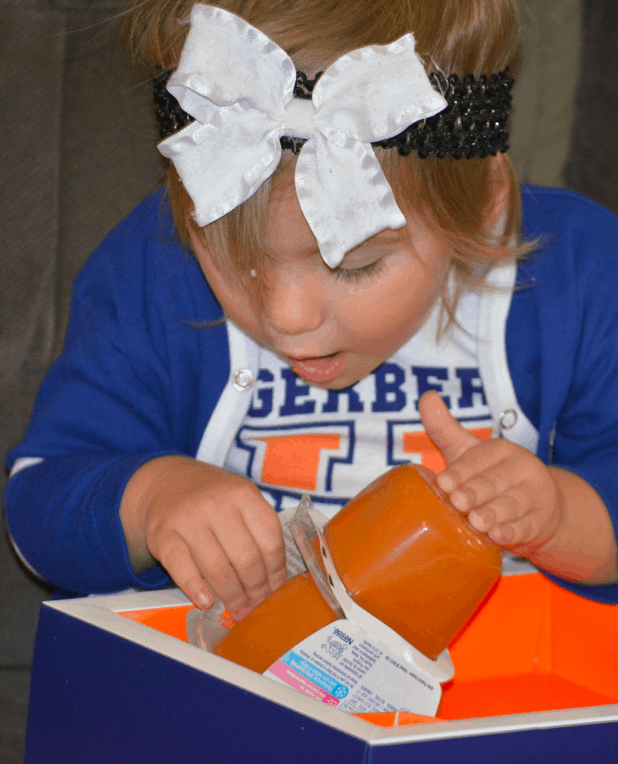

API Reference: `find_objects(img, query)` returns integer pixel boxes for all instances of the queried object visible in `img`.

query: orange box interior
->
[120,573,618,727]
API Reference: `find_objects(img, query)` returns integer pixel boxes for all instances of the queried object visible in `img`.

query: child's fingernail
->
[437,474,456,492]
[195,592,214,610]
[450,490,469,511]
[490,527,512,545]
[469,511,488,532]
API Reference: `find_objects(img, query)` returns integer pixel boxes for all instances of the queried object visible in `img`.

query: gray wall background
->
[1,0,616,761]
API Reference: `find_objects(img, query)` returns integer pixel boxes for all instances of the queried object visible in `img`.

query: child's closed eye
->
[332,258,385,283]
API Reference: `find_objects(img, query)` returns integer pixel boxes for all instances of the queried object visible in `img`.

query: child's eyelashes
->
[332,258,385,284]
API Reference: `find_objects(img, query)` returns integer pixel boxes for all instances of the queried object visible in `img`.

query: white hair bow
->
[159,4,447,267]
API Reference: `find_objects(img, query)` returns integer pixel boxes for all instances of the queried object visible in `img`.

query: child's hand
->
[419,391,563,557]
[121,457,287,614]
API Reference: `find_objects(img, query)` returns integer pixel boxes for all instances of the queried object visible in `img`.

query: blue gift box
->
[25,575,618,763]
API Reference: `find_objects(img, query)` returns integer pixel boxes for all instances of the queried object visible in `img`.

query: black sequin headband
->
[154,67,514,161]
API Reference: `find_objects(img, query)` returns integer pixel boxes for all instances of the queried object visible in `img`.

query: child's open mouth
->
[290,352,345,384]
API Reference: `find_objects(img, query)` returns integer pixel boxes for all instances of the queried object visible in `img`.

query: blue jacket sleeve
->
[514,186,618,603]
[5,454,177,593]
[547,201,618,602]
[4,192,229,595]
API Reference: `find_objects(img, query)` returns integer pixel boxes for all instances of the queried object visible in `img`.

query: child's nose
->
[264,271,326,336]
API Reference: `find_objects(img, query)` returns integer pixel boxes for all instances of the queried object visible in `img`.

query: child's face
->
[193,186,451,390]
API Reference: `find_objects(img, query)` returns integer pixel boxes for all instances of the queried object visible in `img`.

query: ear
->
[485,153,512,234]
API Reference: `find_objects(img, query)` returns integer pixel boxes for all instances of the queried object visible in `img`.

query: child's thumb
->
[419,390,481,466]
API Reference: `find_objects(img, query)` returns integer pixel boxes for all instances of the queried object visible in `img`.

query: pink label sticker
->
[268,660,340,706]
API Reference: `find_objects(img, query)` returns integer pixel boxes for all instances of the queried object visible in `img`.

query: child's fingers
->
[215,476,287,595]
[242,505,288,591]
[139,461,286,612]
[466,491,524,533]
[435,437,516,495]
[190,515,270,611]
[195,504,286,610]
[446,451,528,512]
[154,518,256,613]
[217,528,277,607]
[419,390,482,466]
[487,512,546,549]
[153,529,217,611]
[469,495,558,551]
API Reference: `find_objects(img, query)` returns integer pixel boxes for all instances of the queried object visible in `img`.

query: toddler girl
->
[5,0,618,615]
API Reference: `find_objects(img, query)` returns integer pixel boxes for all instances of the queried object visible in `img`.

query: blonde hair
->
[125,0,530,319]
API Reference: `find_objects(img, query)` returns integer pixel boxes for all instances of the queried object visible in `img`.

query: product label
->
[264,620,441,715]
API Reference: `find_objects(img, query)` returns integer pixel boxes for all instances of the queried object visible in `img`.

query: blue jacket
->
[5,185,618,602]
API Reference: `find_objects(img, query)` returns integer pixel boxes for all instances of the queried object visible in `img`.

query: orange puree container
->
[213,572,339,674]
[212,465,501,671]
[324,465,502,660]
